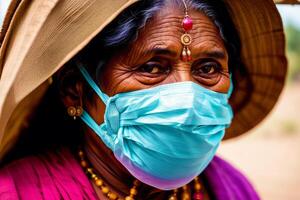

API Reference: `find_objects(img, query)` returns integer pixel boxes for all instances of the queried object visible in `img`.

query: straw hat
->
[0,0,287,160]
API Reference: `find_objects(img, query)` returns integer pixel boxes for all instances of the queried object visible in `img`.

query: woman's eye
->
[192,60,224,86]
[199,65,216,74]
[140,65,160,74]
[192,61,221,76]
[134,61,169,85]
[138,62,169,75]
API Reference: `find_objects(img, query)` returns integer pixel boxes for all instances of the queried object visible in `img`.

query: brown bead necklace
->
[78,149,204,200]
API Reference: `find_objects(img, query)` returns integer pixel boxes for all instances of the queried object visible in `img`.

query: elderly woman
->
[0,0,286,199]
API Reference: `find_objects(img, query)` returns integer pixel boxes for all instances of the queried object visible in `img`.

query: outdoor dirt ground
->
[218,83,300,200]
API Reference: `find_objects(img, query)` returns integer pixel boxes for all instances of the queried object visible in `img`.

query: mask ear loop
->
[76,63,114,149]
[77,63,109,104]
[227,74,234,99]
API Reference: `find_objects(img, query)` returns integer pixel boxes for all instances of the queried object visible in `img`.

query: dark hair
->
[3,0,245,164]
[59,0,243,102]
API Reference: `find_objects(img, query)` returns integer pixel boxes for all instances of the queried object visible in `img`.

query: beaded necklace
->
[78,150,204,200]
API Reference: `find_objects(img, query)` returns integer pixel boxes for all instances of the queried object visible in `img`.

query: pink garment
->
[0,148,98,200]
[0,148,259,200]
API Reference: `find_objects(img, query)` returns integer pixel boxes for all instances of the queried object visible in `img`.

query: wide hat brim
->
[0,0,287,160]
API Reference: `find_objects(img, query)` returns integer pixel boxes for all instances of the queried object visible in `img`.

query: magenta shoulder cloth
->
[0,149,259,200]
[0,149,98,200]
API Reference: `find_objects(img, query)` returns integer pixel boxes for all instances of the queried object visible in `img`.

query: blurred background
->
[218,4,300,200]
[0,1,299,200]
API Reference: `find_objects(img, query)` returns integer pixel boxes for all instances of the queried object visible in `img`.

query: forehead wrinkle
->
[146,28,182,36]
[145,20,182,32]
[149,14,181,21]
[193,35,224,42]
[151,16,182,22]
[191,26,219,34]
[190,21,224,47]
[191,20,218,26]
[120,6,226,65]
[134,26,183,57]
[192,30,224,41]
[145,40,181,54]
[148,17,218,34]
[126,36,182,62]
[135,31,181,49]
[191,24,219,33]
[122,40,151,64]
[143,30,183,54]
[145,33,182,42]
[192,35,223,42]
[192,18,215,22]
[150,13,215,23]
[146,13,210,31]
[191,43,228,60]
[141,41,181,58]
[138,21,183,43]
[192,32,222,41]
[143,47,178,58]
[192,40,226,51]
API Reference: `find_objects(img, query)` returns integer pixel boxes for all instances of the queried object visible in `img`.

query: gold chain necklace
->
[78,150,204,200]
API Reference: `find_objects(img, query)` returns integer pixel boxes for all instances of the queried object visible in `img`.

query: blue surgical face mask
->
[78,65,233,190]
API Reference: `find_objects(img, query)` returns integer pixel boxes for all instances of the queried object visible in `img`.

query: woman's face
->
[85,4,230,124]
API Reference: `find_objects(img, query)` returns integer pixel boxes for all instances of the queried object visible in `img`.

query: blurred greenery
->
[285,24,300,82]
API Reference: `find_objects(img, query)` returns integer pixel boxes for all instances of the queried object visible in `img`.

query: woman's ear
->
[56,64,84,108]
[62,82,84,107]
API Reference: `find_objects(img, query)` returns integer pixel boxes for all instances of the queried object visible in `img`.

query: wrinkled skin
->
[62,1,230,199]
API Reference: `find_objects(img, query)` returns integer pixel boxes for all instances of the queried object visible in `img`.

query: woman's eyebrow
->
[143,48,178,57]
[194,50,227,60]
[141,48,226,61]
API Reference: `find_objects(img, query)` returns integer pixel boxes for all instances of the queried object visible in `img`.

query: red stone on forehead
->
[182,15,193,31]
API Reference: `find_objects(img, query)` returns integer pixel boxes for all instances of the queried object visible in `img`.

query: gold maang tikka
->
[181,0,193,62]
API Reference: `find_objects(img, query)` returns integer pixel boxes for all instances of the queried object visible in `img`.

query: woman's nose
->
[171,65,193,82]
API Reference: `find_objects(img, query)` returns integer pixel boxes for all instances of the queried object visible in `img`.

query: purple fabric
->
[0,148,259,200]
[203,156,260,200]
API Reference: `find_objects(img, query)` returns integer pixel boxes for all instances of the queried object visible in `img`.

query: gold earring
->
[67,106,77,120]
[75,106,83,117]
[67,106,83,120]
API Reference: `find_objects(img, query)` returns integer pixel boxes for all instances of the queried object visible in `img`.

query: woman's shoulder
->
[204,156,260,200]
[0,148,97,200]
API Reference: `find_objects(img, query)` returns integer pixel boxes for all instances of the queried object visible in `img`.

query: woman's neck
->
[82,131,133,197]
